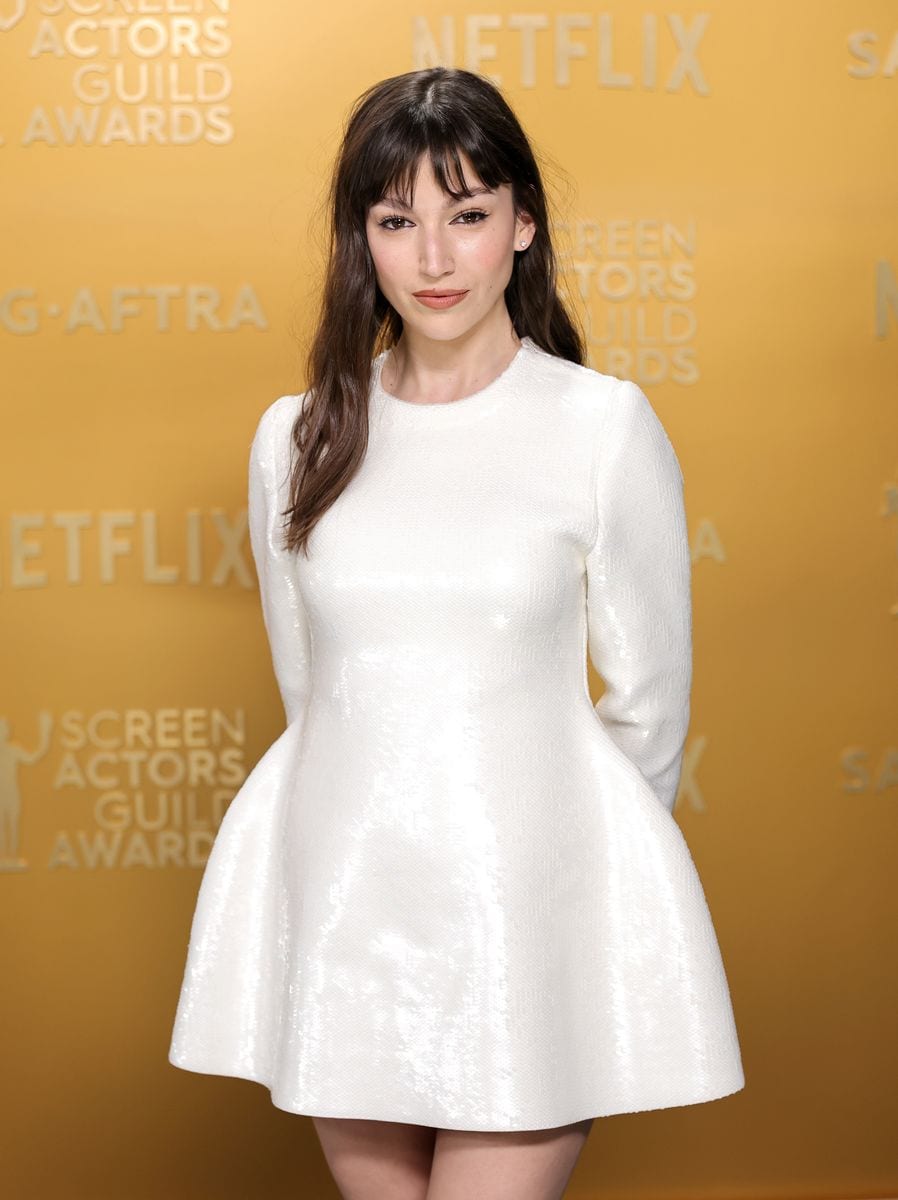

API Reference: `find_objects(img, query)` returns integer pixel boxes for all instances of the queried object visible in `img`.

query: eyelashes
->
[377,209,490,232]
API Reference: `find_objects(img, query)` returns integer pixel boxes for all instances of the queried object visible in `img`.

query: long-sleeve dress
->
[168,335,745,1131]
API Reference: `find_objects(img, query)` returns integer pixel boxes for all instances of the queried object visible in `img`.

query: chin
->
[398,314,470,337]
[406,309,493,336]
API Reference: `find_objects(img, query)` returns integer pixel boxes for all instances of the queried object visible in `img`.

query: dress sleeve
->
[247,397,313,728]
[584,379,693,815]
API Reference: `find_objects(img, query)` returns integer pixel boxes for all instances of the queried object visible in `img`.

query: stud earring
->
[519,240,527,248]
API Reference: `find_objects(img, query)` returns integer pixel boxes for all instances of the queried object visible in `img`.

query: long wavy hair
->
[283,66,585,557]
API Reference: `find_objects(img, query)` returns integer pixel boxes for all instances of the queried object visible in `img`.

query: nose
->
[417,223,454,278]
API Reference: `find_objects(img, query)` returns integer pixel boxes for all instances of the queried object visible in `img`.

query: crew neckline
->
[371,336,536,428]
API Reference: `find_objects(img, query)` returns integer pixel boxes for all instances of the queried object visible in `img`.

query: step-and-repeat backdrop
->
[2,3,896,1198]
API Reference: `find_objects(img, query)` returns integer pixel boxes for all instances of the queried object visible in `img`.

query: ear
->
[514,209,537,251]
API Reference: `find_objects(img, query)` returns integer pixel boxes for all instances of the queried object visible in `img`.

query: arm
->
[247,396,313,728]
[584,379,692,814]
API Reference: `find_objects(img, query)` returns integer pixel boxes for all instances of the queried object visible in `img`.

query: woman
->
[169,67,744,1199]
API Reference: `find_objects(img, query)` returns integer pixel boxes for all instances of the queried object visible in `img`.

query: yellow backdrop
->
[2,2,896,1198]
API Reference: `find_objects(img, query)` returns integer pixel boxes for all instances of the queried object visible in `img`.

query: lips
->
[412,289,469,309]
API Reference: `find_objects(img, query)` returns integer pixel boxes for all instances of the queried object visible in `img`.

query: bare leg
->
[311,1117,437,1200]
[425,1119,594,1200]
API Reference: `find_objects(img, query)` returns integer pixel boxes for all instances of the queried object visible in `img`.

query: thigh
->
[426,1118,594,1200]
[311,1116,437,1200]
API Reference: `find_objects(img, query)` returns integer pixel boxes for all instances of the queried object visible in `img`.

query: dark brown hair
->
[283,66,585,557]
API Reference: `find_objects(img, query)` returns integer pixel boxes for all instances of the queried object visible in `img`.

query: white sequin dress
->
[168,336,745,1131]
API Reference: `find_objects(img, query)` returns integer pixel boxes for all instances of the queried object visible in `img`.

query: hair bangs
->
[360,119,512,217]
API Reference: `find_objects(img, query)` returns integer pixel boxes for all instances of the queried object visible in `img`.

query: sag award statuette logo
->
[0,710,52,872]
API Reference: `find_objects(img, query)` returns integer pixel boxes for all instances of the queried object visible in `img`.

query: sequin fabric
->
[168,336,745,1131]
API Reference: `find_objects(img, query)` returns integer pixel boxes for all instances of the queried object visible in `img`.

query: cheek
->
[463,229,511,288]
[462,227,514,275]
[368,237,406,284]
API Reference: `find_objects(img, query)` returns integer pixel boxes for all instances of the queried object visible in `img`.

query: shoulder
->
[527,345,682,480]
[525,342,654,434]
[249,392,307,493]
[252,392,306,452]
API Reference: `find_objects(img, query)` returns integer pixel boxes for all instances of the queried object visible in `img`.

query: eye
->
[453,209,489,225]
[374,208,492,231]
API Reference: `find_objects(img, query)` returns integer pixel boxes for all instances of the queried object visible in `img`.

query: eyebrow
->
[375,186,495,211]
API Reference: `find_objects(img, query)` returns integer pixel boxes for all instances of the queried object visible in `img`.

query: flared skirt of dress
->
[168,711,745,1131]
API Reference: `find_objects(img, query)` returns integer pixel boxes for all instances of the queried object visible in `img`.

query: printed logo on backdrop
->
[0,282,267,334]
[881,461,898,617]
[846,28,898,79]
[412,11,711,93]
[0,1,26,34]
[557,216,698,383]
[5,505,255,585]
[875,260,897,341]
[0,0,232,148]
[840,747,898,794]
[0,708,245,872]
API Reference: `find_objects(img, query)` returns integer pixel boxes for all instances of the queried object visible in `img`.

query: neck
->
[384,319,522,406]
